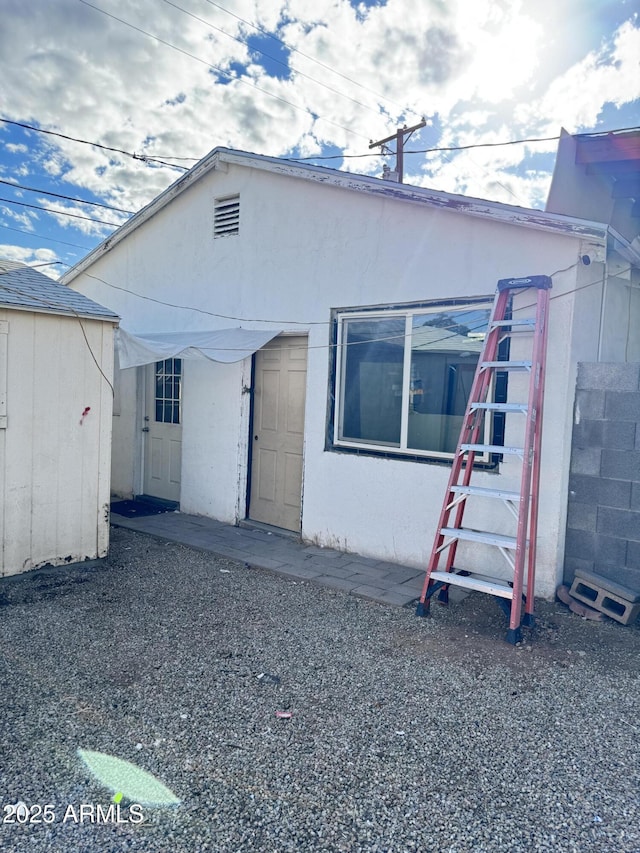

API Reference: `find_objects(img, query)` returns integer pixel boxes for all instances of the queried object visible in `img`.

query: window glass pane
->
[154,359,181,423]
[339,317,405,446]
[407,308,490,453]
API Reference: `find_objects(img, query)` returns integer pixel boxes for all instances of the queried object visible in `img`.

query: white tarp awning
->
[116,327,282,369]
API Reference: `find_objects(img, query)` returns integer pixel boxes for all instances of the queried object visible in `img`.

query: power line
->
[0,118,189,172]
[201,0,421,122]
[0,196,123,228]
[289,125,640,161]
[0,223,92,251]
[0,178,135,215]
[58,262,618,350]
[6,114,638,175]
[159,0,388,121]
[78,0,371,144]
[0,275,114,393]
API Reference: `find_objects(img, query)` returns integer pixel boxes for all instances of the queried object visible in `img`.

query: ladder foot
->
[505,627,522,645]
[522,613,535,627]
[415,601,431,618]
[437,586,449,606]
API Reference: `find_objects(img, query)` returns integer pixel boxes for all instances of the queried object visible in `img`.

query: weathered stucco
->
[67,159,613,598]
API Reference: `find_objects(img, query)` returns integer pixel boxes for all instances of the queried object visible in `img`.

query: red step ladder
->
[416,275,552,644]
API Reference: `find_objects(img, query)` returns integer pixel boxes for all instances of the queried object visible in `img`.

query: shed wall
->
[0,309,114,576]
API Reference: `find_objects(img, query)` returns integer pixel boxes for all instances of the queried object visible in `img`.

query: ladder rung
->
[490,318,536,328]
[460,443,524,456]
[470,402,527,413]
[441,527,518,549]
[450,485,522,502]
[430,570,514,599]
[481,360,532,371]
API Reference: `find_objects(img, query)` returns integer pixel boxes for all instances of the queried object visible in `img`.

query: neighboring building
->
[546,128,640,586]
[62,144,639,599]
[0,261,118,576]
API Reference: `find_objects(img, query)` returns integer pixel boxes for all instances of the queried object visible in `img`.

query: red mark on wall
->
[79,406,91,425]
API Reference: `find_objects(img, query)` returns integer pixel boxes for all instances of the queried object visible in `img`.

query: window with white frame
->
[331,299,503,460]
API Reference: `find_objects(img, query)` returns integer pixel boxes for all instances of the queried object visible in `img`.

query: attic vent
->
[214,194,240,237]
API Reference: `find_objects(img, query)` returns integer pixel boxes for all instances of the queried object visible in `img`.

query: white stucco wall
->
[69,162,605,598]
[0,309,114,576]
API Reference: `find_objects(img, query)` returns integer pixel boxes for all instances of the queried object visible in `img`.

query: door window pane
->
[154,358,182,424]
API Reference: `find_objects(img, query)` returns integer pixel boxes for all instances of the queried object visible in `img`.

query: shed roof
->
[62,146,609,285]
[0,261,119,321]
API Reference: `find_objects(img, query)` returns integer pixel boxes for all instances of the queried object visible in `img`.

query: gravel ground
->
[0,526,639,853]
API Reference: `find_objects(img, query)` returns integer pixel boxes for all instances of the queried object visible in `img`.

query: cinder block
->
[600,450,640,482]
[594,533,628,567]
[603,420,637,451]
[563,556,595,585]
[566,501,597,531]
[627,541,640,570]
[570,568,640,625]
[577,363,640,391]
[568,474,631,508]
[575,389,605,420]
[605,391,640,422]
[572,419,604,449]
[564,529,595,561]
[570,447,602,476]
[597,507,640,542]
[632,483,640,512]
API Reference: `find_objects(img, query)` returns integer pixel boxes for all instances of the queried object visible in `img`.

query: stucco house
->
[62,137,639,599]
[0,260,118,576]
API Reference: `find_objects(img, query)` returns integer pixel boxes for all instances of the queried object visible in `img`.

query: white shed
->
[0,261,118,576]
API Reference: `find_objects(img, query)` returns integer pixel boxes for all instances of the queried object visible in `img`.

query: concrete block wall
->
[564,363,640,588]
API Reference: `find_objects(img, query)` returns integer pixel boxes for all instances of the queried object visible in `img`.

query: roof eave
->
[61,147,608,285]
[0,302,120,322]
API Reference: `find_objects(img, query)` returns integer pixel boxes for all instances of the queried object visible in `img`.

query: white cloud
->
[0,244,60,276]
[0,0,636,257]
[515,19,640,133]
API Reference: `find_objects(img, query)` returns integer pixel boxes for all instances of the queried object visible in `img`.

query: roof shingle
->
[0,261,118,321]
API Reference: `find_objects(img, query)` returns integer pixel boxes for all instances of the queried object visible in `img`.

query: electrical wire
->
[288,125,640,161]
[0,196,123,228]
[0,275,114,394]
[0,118,189,172]
[201,0,422,121]
[159,0,389,121]
[77,0,371,144]
[0,178,136,215]
[4,114,639,171]
[0,224,92,251]
[54,262,628,356]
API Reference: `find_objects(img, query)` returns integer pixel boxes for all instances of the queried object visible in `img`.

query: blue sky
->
[0,0,638,278]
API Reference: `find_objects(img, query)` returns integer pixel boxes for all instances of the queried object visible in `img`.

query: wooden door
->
[249,336,307,531]
[143,359,182,502]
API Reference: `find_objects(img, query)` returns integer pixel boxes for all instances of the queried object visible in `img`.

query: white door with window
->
[143,358,182,502]
[249,336,307,532]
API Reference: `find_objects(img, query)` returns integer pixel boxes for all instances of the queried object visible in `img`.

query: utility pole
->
[369,118,426,183]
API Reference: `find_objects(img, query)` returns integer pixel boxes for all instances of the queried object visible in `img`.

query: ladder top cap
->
[497,275,552,292]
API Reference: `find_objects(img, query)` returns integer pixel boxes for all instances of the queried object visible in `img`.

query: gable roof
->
[0,260,119,321]
[62,146,609,285]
